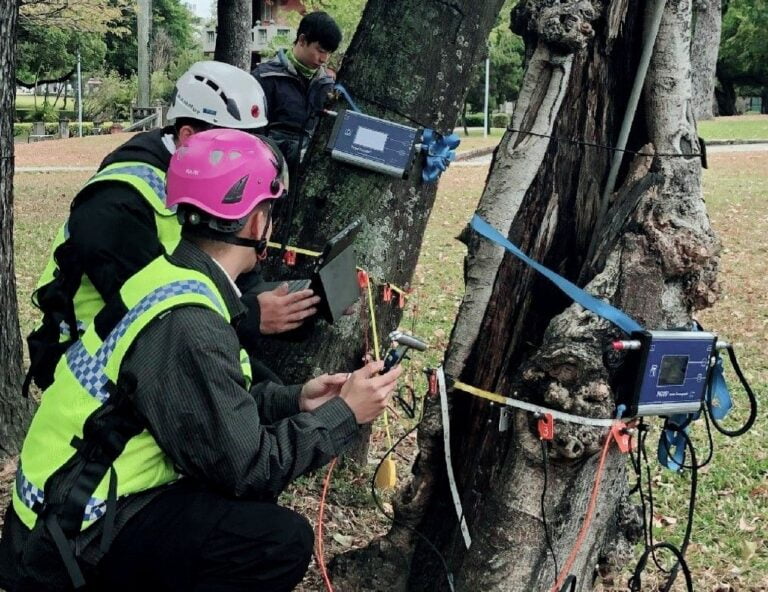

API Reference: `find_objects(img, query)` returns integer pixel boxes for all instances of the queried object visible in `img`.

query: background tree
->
[105,0,199,79]
[337,0,720,590]
[690,0,722,120]
[463,7,525,123]
[16,27,106,110]
[1,0,34,461]
[716,0,768,115]
[214,0,252,70]
[19,0,130,33]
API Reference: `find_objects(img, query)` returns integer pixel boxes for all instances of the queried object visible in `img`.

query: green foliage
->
[464,11,525,114]
[32,103,60,123]
[84,72,135,122]
[718,0,768,90]
[13,123,33,137]
[105,0,200,77]
[13,121,120,138]
[16,26,106,83]
[491,112,510,128]
[461,112,510,127]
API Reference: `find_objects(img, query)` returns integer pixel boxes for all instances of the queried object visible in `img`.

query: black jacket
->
[253,49,335,161]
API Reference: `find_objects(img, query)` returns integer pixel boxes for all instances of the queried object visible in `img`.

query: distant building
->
[202,0,306,69]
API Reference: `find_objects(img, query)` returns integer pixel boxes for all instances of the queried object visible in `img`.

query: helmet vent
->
[222,175,249,204]
[229,150,242,160]
[209,150,224,165]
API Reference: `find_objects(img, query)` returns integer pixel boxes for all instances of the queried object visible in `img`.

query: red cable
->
[316,457,337,592]
[549,429,615,592]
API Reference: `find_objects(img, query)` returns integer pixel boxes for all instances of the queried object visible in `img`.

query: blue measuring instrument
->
[611,331,719,417]
[327,109,422,179]
[469,215,731,420]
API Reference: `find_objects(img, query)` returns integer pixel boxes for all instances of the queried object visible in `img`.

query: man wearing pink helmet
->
[24,60,318,399]
[0,130,402,591]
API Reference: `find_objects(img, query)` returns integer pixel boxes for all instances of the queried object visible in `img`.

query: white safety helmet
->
[167,61,268,129]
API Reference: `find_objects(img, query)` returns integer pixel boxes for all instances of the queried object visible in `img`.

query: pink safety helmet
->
[166,128,288,233]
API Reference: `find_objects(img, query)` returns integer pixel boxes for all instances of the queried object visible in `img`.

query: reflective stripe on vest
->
[15,462,107,522]
[67,279,224,402]
[34,162,182,342]
[14,256,250,531]
[87,164,174,216]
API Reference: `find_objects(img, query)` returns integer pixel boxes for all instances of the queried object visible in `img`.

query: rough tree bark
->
[690,0,722,120]
[214,0,252,70]
[0,0,34,461]
[334,0,720,590]
[256,0,504,387]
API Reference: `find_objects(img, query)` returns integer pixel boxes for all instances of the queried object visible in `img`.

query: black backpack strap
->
[24,239,84,396]
[33,373,144,589]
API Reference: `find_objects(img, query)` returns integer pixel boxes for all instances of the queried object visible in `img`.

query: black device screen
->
[658,355,689,386]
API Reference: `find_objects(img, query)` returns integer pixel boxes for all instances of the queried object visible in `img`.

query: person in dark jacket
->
[0,130,403,592]
[24,61,319,394]
[253,11,342,162]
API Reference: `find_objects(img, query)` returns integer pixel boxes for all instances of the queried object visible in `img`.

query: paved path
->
[454,142,768,167]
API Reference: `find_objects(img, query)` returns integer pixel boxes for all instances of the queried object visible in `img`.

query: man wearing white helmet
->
[25,61,319,395]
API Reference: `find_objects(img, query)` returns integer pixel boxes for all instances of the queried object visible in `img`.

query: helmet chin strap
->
[183,226,269,259]
[215,234,269,259]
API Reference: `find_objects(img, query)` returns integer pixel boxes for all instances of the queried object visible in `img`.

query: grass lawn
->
[15,93,72,111]
[7,137,768,590]
[699,114,768,142]
[453,127,506,154]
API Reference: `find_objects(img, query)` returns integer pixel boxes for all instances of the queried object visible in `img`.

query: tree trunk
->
[715,71,736,115]
[256,0,504,386]
[336,0,719,590]
[214,0,252,70]
[0,0,34,462]
[690,0,721,121]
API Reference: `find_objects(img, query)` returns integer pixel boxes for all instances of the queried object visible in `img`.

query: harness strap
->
[44,514,86,590]
[34,376,143,588]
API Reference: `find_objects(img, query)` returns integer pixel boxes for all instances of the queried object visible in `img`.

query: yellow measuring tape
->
[266,241,322,258]
[266,241,410,300]
[451,379,511,406]
[450,377,617,428]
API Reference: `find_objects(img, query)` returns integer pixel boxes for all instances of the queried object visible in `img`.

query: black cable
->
[540,438,560,582]
[629,542,694,592]
[634,423,698,592]
[707,346,758,437]
[370,420,456,592]
[659,428,698,592]
[638,424,666,573]
[658,411,714,471]
[506,128,704,159]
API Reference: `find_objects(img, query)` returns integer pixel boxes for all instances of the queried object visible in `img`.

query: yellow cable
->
[366,278,393,450]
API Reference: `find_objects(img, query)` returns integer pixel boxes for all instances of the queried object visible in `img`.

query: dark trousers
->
[92,485,314,592]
